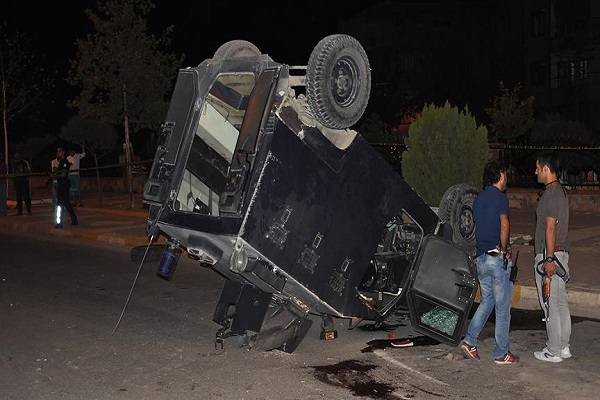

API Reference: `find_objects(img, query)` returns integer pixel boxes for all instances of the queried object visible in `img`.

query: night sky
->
[4,0,370,160]
[6,0,371,71]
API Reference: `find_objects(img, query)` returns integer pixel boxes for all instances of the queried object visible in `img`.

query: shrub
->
[402,101,489,206]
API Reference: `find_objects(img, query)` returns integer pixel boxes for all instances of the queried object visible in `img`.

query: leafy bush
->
[402,101,489,206]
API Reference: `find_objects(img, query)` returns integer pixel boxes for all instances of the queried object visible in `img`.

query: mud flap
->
[213,280,271,345]
[252,298,312,353]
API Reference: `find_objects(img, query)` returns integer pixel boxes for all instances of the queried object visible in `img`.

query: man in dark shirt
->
[51,148,78,228]
[460,160,519,365]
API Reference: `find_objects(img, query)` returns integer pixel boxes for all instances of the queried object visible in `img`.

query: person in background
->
[51,153,59,213]
[533,151,571,363]
[67,145,85,207]
[51,147,78,228]
[0,154,7,216]
[460,160,519,365]
[10,150,32,216]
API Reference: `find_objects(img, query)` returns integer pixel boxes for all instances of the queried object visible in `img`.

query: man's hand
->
[544,257,557,276]
[504,244,512,259]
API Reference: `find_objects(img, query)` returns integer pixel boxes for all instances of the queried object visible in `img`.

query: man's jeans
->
[534,252,571,356]
[463,253,513,358]
[69,174,81,197]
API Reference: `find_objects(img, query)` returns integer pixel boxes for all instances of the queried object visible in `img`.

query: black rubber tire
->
[306,34,371,129]
[438,183,479,255]
[212,40,261,60]
[130,244,165,262]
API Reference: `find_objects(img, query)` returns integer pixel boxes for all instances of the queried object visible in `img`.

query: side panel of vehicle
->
[238,119,440,318]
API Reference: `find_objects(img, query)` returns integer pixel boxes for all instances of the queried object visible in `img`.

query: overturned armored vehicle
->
[142,34,478,352]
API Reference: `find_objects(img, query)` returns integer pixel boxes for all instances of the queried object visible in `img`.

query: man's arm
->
[499,213,510,253]
[544,216,558,276]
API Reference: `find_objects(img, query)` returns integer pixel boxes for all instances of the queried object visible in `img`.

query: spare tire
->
[212,40,261,60]
[306,34,371,129]
[438,183,479,255]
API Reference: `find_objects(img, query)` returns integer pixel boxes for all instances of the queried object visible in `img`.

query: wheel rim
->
[459,204,475,240]
[331,56,359,108]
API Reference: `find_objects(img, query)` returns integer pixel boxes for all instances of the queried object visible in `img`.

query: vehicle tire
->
[212,40,261,60]
[306,34,371,129]
[130,244,165,262]
[438,183,479,255]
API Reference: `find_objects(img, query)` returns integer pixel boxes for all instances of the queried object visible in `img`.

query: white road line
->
[373,349,449,386]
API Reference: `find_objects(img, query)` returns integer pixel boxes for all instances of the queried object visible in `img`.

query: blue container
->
[157,244,181,280]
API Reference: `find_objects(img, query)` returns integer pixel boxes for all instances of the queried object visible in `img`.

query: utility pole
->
[123,83,134,209]
[2,80,8,166]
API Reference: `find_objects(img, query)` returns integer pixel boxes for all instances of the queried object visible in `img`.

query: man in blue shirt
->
[460,160,519,364]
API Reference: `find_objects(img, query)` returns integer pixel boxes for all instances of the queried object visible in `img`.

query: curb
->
[511,284,600,320]
[5,219,152,248]
[8,198,149,218]
[82,206,148,218]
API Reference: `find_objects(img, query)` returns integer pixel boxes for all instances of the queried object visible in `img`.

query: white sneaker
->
[534,347,563,363]
[561,346,572,359]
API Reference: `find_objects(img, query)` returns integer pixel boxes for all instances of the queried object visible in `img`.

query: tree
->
[529,113,599,178]
[484,81,535,144]
[67,0,181,207]
[68,0,180,129]
[531,113,597,147]
[402,101,489,206]
[60,115,118,207]
[0,22,53,166]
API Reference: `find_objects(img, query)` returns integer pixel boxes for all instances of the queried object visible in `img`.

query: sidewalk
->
[1,191,157,248]
[1,190,599,320]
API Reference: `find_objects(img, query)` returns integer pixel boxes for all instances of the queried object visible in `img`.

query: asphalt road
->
[1,232,599,399]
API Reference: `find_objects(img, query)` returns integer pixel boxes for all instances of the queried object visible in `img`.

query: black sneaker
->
[494,351,520,365]
[460,342,480,360]
[55,224,64,229]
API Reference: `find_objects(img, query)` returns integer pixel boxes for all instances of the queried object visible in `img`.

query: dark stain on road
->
[313,360,398,399]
